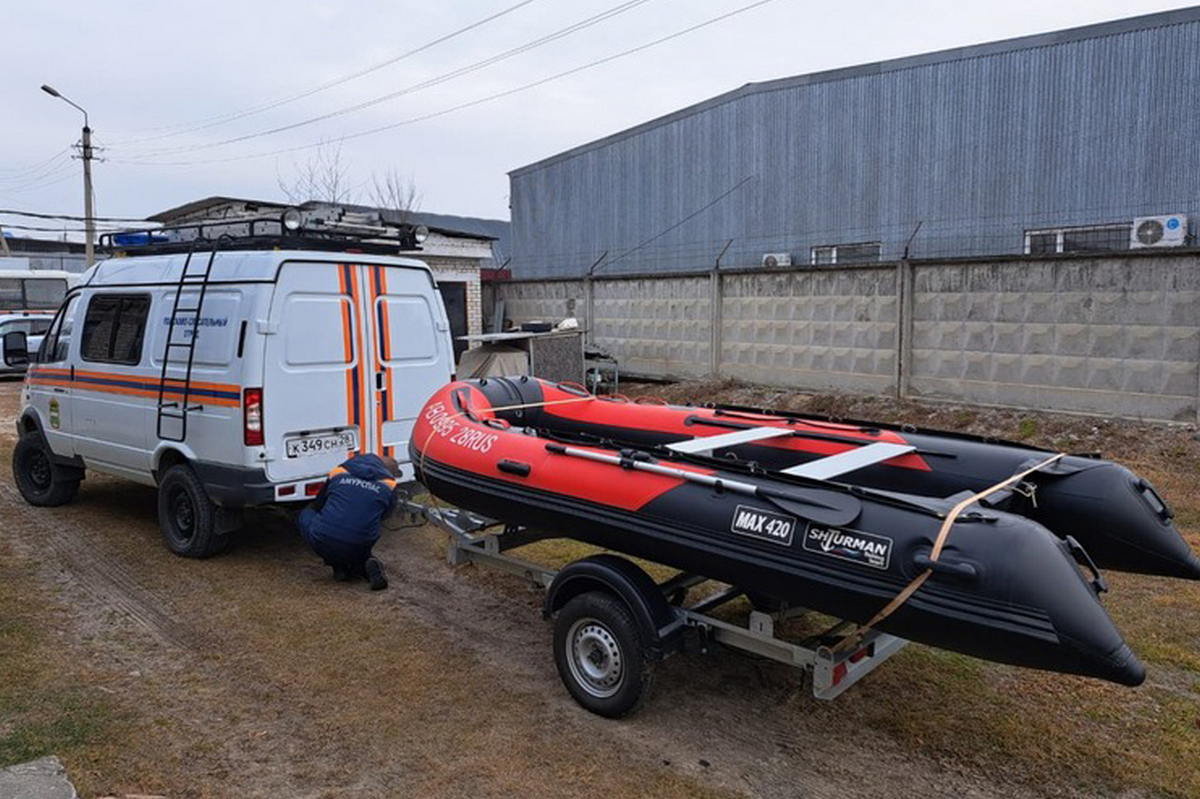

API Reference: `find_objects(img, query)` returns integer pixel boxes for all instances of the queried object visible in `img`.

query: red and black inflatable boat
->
[463,376,1200,581]
[410,377,1172,687]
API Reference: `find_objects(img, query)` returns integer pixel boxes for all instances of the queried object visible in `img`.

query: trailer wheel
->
[553,591,655,718]
[12,434,80,507]
[158,464,228,558]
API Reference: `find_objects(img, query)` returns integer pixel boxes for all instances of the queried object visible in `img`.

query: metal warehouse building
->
[508,7,1200,278]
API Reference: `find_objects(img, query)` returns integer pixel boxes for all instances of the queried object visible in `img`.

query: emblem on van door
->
[730,504,797,546]
[49,398,60,429]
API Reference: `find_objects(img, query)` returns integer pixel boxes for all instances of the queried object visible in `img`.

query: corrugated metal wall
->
[510,12,1200,278]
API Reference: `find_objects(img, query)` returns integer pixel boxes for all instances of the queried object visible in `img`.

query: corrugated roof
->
[510,6,1200,177]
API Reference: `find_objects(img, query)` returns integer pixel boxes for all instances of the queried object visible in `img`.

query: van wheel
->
[553,591,655,718]
[12,435,80,507]
[158,464,228,558]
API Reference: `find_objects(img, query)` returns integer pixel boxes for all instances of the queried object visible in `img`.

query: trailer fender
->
[545,554,686,661]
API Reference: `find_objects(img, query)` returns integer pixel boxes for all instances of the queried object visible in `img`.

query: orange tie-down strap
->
[833,451,1066,653]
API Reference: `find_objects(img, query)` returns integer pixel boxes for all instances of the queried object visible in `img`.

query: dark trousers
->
[298,507,374,573]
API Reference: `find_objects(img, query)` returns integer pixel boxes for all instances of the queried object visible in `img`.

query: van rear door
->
[262,260,451,484]
[362,264,454,474]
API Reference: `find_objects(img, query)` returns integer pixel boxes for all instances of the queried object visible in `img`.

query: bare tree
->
[369,169,422,224]
[277,142,356,205]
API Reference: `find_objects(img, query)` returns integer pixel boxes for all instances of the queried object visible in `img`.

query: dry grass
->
[623,379,1200,798]
[0,537,128,793]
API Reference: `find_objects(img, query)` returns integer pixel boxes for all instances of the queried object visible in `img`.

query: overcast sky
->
[2,0,1195,238]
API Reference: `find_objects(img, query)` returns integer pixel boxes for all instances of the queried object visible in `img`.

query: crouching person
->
[298,453,400,590]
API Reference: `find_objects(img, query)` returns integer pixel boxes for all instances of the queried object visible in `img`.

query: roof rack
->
[100,206,429,256]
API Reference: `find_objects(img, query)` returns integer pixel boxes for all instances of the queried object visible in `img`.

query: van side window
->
[81,294,151,365]
[40,296,80,363]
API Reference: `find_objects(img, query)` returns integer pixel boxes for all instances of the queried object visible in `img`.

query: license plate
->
[285,431,357,458]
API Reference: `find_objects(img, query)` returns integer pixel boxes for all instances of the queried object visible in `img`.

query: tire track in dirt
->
[0,481,200,651]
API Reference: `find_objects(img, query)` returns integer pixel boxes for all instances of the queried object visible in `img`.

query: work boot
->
[364,557,388,591]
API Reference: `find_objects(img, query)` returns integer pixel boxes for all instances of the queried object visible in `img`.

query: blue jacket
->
[305,454,398,546]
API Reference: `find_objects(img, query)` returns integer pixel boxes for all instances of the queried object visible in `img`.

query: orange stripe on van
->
[347,265,368,454]
[27,369,240,406]
[73,369,239,394]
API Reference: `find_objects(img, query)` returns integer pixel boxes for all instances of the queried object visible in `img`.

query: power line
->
[0,154,74,188]
[124,0,655,158]
[0,208,152,224]
[108,0,539,147]
[2,169,79,196]
[0,221,140,234]
[0,148,72,176]
[595,175,757,273]
[111,0,780,168]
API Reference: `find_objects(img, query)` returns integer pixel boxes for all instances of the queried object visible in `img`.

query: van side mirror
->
[3,331,30,368]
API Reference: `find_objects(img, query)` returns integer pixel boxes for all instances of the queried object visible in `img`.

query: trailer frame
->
[402,498,908,709]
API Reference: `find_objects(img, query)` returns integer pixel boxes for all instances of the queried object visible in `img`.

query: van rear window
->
[378,296,437,362]
[81,294,151,365]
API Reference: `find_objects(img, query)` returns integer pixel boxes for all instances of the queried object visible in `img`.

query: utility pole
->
[81,124,95,267]
[41,84,95,267]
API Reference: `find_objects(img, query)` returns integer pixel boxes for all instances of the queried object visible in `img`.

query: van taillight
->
[244,388,263,446]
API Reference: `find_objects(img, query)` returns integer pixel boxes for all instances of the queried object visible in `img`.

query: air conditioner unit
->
[1130,214,1188,249]
[762,252,792,268]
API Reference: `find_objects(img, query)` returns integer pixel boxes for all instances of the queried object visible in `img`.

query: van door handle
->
[375,371,385,391]
[52,387,67,394]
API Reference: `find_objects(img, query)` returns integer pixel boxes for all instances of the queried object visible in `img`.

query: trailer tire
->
[158,464,228,558]
[553,591,655,718]
[12,434,80,507]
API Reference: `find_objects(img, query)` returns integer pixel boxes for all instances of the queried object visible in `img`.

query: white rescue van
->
[3,212,454,556]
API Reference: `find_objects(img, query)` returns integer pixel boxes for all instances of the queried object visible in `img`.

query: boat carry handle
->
[1134,478,1174,522]
[912,553,977,581]
[1064,535,1109,595]
[496,459,531,478]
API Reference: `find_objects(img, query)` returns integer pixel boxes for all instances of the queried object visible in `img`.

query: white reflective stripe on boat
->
[780,442,916,480]
[666,426,793,454]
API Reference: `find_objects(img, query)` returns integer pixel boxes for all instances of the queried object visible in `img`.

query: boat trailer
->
[398,496,908,717]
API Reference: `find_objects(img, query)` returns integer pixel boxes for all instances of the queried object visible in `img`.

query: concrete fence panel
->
[908,256,1200,420]
[493,279,587,331]
[719,267,898,394]
[492,250,1200,421]
[591,275,711,379]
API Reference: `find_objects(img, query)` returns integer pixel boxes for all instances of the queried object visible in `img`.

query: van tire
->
[12,435,80,507]
[158,464,228,558]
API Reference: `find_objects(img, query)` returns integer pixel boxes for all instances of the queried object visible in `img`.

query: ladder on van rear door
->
[156,236,224,442]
